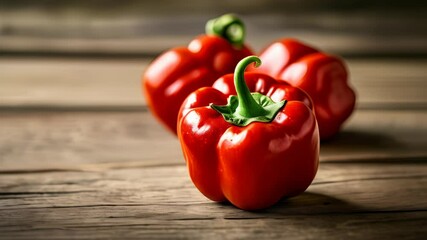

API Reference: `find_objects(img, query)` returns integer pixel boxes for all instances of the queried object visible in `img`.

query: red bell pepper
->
[142,14,253,134]
[178,56,319,210]
[249,39,356,140]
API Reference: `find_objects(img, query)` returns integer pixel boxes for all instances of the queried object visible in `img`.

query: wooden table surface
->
[1,3,427,239]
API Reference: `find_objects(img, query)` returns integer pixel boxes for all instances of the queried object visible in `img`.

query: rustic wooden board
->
[1,2,426,239]
[2,31,426,58]
[1,4,426,56]
[0,159,426,239]
[1,109,426,172]
[1,58,426,109]
[0,58,145,108]
[1,69,426,239]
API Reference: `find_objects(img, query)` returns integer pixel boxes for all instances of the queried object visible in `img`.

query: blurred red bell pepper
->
[249,39,356,140]
[178,56,319,210]
[142,14,253,134]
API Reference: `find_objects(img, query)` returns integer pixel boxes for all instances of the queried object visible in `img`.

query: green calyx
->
[210,56,287,127]
[205,14,245,48]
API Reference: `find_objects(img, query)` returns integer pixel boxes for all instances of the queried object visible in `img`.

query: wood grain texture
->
[1,109,426,240]
[1,103,426,239]
[1,109,426,171]
[0,161,426,239]
[0,58,145,108]
[1,3,426,239]
[1,58,426,109]
[1,3,426,56]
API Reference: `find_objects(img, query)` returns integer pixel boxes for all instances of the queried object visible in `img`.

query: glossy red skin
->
[178,73,319,210]
[142,35,253,134]
[249,39,356,140]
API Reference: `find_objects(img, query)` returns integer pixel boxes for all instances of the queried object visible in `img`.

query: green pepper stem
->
[205,14,245,48]
[234,56,267,118]
[211,55,286,126]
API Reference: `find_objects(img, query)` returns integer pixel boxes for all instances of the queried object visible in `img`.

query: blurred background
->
[1,0,426,57]
[1,0,426,110]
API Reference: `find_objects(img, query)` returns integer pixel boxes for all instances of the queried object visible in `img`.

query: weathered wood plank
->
[1,100,425,238]
[1,211,425,239]
[1,163,426,211]
[1,4,426,56]
[2,31,426,58]
[0,161,426,239]
[0,58,145,108]
[0,111,181,171]
[1,4,425,238]
[1,58,426,109]
[0,109,426,172]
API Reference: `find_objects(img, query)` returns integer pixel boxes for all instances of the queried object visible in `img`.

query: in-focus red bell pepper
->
[249,39,356,140]
[178,56,319,210]
[142,14,253,134]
